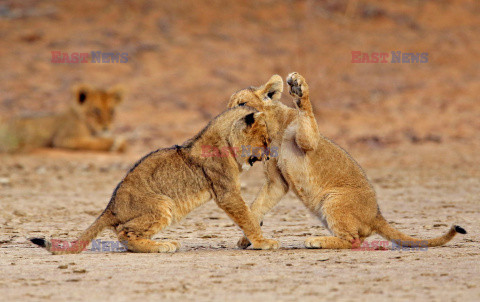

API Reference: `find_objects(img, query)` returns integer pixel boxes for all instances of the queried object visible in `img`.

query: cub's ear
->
[245,112,265,127]
[108,85,125,105]
[73,84,91,105]
[258,74,283,101]
[245,112,255,126]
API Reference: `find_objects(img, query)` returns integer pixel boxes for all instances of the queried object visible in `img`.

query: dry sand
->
[1,0,479,300]
[1,145,479,301]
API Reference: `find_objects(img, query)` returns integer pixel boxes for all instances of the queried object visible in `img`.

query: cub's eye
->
[238,102,246,106]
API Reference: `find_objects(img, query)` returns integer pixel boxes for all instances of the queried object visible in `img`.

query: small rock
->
[13,210,26,217]
[66,279,81,282]
[73,269,87,274]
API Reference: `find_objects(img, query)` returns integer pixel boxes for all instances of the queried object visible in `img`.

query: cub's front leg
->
[286,72,319,151]
[237,159,289,249]
[212,179,279,250]
[53,136,126,152]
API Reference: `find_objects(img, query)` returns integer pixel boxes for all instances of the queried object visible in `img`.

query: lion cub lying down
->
[30,106,279,254]
[0,84,126,153]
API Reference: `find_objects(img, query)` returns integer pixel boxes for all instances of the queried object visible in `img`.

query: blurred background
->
[0,0,479,165]
[1,2,479,300]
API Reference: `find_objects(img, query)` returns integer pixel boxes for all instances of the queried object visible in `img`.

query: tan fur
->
[228,73,466,249]
[0,84,126,152]
[30,106,279,254]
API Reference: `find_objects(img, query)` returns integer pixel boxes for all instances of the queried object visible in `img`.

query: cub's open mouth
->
[248,156,258,166]
[248,154,269,166]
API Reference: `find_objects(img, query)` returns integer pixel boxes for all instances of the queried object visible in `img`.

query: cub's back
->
[117,147,207,199]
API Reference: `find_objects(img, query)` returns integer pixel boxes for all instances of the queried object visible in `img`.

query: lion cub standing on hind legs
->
[229,72,466,249]
[0,84,126,153]
[30,106,279,254]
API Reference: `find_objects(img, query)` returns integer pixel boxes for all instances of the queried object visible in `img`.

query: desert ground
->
[1,0,479,301]
[1,144,479,301]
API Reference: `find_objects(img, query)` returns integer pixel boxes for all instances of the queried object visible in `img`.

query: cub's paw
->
[304,237,322,249]
[286,72,309,98]
[237,236,252,249]
[251,239,279,250]
[110,136,127,152]
[286,72,310,107]
[158,241,180,253]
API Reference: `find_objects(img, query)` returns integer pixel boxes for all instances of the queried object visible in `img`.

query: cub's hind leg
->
[116,197,179,253]
[117,215,179,253]
[305,195,366,249]
[304,214,360,249]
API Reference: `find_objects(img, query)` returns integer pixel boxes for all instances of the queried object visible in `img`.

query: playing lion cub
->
[30,106,279,254]
[228,72,466,249]
[0,84,126,152]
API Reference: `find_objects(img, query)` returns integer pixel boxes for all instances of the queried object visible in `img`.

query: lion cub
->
[30,106,279,254]
[229,73,466,249]
[0,84,126,152]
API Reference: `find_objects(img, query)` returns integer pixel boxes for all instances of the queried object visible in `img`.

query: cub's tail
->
[374,215,466,247]
[30,210,116,255]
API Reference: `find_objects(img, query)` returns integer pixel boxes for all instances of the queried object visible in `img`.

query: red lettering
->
[79,53,89,63]
[61,53,70,63]
[51,51,62,63]
[201,145,213,157]
[361,53,370,63]
[70,53,79,63]
[351,51,362,63]
[220,146,231,157]
[379,52,389,63]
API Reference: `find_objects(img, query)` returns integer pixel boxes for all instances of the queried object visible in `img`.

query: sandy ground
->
[1,0,480,301]
[1,145,479,301]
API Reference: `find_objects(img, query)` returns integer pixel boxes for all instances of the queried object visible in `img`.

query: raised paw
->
[305,237,322,249]
[237,236,251,249]
[286,72,309,101]
[251,238,279,250]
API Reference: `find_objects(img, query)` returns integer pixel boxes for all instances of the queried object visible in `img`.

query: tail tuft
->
[30,238,46,247]
[454,225,467,234]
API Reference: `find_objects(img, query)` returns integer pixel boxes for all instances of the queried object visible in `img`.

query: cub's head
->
[227,75,283,111]
[229,108,270,169]
[73,84,124,135]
